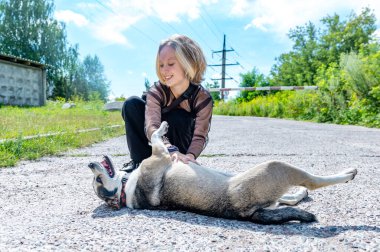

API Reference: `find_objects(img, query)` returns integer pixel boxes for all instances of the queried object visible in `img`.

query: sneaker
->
[120,160,140,173]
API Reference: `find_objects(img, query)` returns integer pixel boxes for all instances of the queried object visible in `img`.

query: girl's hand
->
[170,152,199,165]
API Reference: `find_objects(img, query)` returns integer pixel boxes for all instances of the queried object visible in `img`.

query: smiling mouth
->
[165,75,173,81]
[101,155,115,178]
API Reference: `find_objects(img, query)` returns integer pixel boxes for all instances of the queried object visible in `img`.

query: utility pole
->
[208,34,239,99]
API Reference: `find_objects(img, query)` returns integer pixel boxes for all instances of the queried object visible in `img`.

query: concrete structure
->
[0,54,47,106]
[104,101,124,111]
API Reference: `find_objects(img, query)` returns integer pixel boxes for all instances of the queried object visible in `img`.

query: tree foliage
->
[270,8,376,87]
[215,8,380,128]
[82,55,110,101]
[205,80,221,101]
[237,67,269,102]
[0,0,110,101]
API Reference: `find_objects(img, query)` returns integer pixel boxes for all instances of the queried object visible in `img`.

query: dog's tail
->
[250,207,317,224]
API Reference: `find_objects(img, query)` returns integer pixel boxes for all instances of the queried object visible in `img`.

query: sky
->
[53,0,380,100]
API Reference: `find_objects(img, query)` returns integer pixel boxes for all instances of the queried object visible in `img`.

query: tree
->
[270,8,377,88]
[0,0,68,93]
[319,8,376,64]
[0,0,111,102]
[82,55,110,101]
[271,22,320,86]
[205,80,221,101]
[237,67,269,102]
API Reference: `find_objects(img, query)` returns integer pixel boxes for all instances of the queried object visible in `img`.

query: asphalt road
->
[1,115,379,251]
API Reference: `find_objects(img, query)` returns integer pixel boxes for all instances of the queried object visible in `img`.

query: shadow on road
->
[91,204,379,238]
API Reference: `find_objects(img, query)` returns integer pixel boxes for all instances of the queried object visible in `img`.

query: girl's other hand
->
[170,152,199,165]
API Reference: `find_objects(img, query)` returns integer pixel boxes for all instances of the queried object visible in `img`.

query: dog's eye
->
[96,176,102,184]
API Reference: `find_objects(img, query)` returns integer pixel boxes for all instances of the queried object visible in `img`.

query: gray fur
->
[89,121,358,224]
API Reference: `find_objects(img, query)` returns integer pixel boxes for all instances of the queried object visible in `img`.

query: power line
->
[92,1,251,85]
[93,0,158,45]
[200,6,252,72]
[148,8,182,35]
[208,34,240,99]
[201,6,224,38]
[93,0,112,13]
[182,19,214,52]
[147,16,172,36]
[225,73,240,84]
[201,6,247,72]
[199,13,222,45]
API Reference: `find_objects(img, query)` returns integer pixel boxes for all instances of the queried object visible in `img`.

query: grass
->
[0,100,125,167]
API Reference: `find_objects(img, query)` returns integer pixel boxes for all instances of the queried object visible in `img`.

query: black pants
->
[121,96,195,163]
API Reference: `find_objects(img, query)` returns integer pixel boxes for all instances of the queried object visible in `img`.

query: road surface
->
[1,116,379,251]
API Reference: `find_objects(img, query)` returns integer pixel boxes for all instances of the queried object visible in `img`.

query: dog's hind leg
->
[265,168,357,210]
[251,207,317,224]
[299,168,358,190]
[244,161,358,191]
[229,161,357,218]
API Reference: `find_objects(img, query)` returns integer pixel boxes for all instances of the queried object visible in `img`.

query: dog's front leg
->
[135,122,172,207]
[145,121,172,183]
[278,187,308,206]
[151,121,170,157]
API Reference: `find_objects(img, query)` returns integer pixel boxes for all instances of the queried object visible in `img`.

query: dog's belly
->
[160,162,237,218]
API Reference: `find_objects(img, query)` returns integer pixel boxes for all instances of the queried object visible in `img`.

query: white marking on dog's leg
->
[278,187,308,206]
[150,186,161,206]
[266,202,280,209]
[125,168,140,209]
[306,168,358,190]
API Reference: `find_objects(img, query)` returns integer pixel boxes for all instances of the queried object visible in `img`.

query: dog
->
[88,121,357,224]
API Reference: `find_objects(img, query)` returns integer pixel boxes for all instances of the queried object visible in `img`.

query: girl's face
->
[158,45,188,90]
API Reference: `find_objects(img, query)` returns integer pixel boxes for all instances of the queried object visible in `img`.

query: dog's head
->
[88,155,125,209]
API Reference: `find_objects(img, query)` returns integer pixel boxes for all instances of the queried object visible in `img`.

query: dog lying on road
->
[88,121,357,224]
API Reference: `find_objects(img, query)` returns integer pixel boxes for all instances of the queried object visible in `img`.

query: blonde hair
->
[156,34,207,85]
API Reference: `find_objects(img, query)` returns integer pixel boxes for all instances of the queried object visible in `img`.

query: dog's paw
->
[344,168,358,182]
[158,121,169,136]
[339,168,357,183]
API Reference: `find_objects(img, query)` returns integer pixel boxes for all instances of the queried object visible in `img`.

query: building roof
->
[0,53,47,69]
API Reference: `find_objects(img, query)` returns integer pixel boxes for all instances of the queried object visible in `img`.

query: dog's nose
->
[88,163,95,169]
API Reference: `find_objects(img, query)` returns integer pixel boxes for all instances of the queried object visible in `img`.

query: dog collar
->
[119,175,128,208]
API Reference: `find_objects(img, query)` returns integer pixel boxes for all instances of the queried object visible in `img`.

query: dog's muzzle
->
[89,155,128,210]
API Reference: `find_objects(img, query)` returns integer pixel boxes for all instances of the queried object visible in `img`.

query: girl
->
[121,34,213,172]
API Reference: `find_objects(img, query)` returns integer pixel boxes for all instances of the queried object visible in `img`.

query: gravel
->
[1,115,379,251]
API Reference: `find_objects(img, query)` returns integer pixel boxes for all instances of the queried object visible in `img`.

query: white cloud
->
[90,13,143,46]
[55,10,89,27]
[57,0,380,46]
[244,16,273,31]
[151,0,201,22]
[145,0,217,22]
[63,0,216,46]
[231,0,250,16]
[232,0,380,39]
